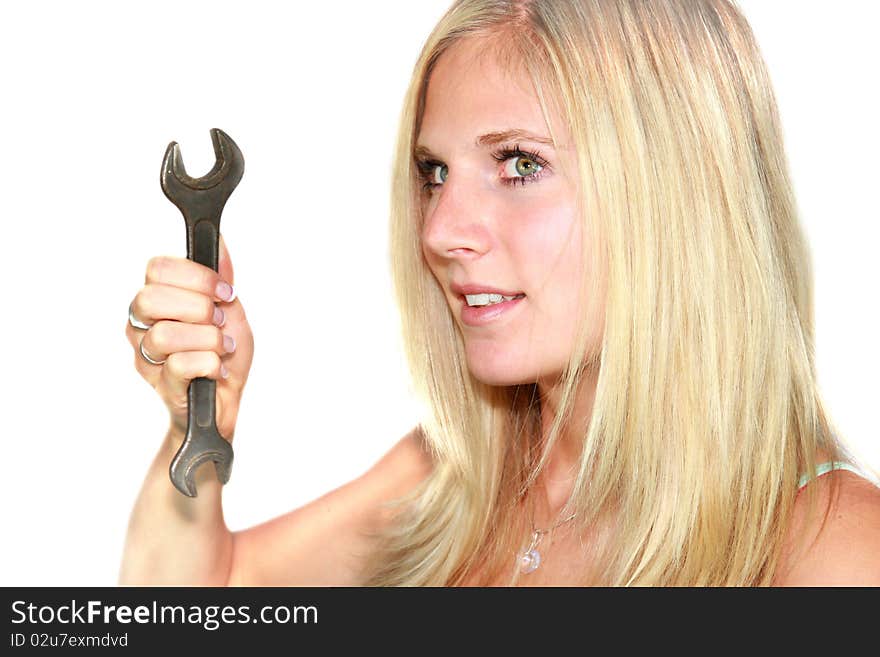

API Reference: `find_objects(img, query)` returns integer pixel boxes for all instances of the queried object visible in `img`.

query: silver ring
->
[128,303,153,331]
[138,338,166,366]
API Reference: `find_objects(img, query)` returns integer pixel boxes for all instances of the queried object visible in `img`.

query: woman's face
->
[417,37,602,387]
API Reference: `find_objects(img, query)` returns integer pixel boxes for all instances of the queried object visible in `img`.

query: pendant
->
[517,531,544,574]
[519,548,541,574]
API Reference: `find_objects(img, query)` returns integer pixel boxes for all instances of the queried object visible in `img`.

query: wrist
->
[164,425,186,456]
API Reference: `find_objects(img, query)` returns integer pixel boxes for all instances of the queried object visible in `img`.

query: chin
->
[464,354,536,387]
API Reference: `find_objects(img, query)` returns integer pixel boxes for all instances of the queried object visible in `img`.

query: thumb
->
[218,233,235,287]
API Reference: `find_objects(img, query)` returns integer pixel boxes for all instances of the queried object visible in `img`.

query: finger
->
[216,234,246,327]
[145,255,234,303]
[126,320,155,357]
[146,320,236,360]
[135,329,169,371]
[218,233,235,288]
[159,351,227,402]
[132,339,161,383]
[132,285,226,328]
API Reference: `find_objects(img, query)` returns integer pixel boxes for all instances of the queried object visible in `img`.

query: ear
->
[218,233,234,285]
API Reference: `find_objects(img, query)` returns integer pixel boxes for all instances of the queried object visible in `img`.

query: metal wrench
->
[159,128,244,497]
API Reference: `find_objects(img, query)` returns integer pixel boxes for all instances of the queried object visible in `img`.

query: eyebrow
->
[414,129,555,161]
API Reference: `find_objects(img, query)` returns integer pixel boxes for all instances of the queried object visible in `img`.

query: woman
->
[121,0,880,586]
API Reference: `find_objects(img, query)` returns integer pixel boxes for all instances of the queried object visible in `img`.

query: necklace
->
[516,510,577,574]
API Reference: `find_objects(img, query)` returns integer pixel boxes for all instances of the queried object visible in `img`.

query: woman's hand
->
[125,235,254,441]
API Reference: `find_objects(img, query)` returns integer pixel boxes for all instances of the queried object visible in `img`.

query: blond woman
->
[121,0,880,586]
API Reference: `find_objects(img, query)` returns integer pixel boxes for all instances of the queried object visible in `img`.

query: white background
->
[0,1,876,585]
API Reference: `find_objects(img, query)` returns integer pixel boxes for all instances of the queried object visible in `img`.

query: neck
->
[533,364,600,518]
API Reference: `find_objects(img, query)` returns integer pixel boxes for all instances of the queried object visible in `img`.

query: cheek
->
[420,234,443,281]
[511,201,583,295]
[518,209,592,353]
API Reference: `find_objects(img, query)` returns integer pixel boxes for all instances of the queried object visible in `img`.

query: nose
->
[420,172,494,261]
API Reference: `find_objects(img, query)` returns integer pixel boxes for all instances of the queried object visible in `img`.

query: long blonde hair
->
[364,0,846,586]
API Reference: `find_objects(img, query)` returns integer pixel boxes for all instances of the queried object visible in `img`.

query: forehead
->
[419,37,560,146]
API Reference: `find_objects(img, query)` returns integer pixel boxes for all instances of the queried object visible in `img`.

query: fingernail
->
[216,280,235,302]
[223,334,236,353]
[220,363,229,379]
[213,306,226,327]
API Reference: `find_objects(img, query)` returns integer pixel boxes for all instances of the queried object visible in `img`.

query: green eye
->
[492,146,549,187]
[512,156,541,177]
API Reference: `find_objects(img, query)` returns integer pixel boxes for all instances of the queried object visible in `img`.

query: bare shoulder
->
[228,426,434,586]
[363,424,435,496]
[776,470,880,586]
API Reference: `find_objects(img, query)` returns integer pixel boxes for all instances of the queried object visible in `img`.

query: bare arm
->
[120,425,432,586]
[228,427,433,586]
[119,428,233,585]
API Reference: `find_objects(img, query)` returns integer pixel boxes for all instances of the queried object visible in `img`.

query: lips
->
[450,282,525,298]
[458,293,526,327]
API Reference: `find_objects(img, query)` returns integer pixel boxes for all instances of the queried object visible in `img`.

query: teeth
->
[465,293,523,307]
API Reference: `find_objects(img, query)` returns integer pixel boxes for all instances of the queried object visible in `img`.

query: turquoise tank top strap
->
[797,461,863,490]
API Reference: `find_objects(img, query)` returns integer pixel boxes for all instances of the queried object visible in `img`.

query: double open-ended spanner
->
[159,128,244,497]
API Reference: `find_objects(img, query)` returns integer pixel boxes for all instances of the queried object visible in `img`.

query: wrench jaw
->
[208,128,244,188]
[169,437,234,498]
[159,142,185,209]
[159,129,245,216]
